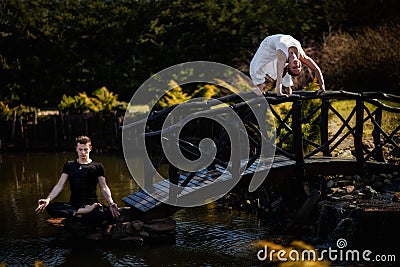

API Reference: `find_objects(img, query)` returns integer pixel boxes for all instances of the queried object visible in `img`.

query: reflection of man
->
[35,136,120,223]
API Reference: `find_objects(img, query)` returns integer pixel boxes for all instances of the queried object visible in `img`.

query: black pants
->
[46,202,113,224]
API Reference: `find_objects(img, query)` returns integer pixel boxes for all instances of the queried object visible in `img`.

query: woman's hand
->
[277,89,289,97]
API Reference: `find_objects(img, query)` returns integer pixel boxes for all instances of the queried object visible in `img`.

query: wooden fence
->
[0,110,124,151]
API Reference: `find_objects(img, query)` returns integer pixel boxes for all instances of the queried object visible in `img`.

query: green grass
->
[330,99,400,138]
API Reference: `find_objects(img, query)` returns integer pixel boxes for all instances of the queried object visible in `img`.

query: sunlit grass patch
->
[331,99,400,138]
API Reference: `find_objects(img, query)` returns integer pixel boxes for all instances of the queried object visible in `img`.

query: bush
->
[0,101,12,120]
[319,24,400,93]
[155,82,219,109]
[0,101,37,121]
[58,87,127,114]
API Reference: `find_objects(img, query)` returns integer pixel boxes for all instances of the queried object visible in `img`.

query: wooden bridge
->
[122,90,400,219]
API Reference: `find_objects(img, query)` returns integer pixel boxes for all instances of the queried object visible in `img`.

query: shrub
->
[155,81,219,109]
[0,101,12,120]
[58,87,127,114]
[0,101,37,121]
[92,87,127,113]
[319,24,400,93]
[58,92,99,114]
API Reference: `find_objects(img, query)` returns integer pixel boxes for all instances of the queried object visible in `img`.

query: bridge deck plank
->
[123,154,296,212]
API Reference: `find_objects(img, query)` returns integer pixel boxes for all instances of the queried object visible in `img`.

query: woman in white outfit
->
[250,34,325,96]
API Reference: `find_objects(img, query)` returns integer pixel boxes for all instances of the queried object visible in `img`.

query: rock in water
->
[295,189,321,225]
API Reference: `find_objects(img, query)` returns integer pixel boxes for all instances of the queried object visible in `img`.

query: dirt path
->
[328,117,357,158]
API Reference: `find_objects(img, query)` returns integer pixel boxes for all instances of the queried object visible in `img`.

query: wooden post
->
[98,111,103,139]
[143,151,155,194]
[20,117,26,149]
[11,110,16,146]
[33,109,37,147]
[84,117,88,136]
[168,163,179,205]
[230,114,240,186]
[167,111,179,204]
[33,108,37,124]
[372,107,384,162]
[286,99,305,210]
[59,110,66,141]
[292,100,304,171]
[113,113,118,146]
[355,98,365,170]
[53,115,58,150]
[66,114,72,141]
[320,99,330,156]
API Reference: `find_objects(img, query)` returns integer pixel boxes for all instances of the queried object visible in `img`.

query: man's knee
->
[46,202,77,218]
[81,206,113,224]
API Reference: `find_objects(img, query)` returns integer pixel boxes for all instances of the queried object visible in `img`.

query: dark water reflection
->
[0,152,267,267]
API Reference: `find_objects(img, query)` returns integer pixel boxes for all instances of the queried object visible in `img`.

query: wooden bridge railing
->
[262,90,399,175]
[127,90,400,188]
[277,91,400,166]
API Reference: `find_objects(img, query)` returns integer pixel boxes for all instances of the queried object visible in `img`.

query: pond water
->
[1,152,398,267]
[0,152,268,267]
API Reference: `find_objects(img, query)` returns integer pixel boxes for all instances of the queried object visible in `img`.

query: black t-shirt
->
[62,160,105,206]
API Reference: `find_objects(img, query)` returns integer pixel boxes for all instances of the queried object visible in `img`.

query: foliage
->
[300,80,323,153]
[156,81,219,109]
[12,104,37,119]
[58,92,99,114]
[0,0,399,108]
[319,24,400,93]
[58,87,127,114]
[0,100,37,121]
[0,101,12,120]
[274,79,322,153]
[92,87,127,112]
[191,84,220,100]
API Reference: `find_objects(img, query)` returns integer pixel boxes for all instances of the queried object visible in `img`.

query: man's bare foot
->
[77,203,102,214]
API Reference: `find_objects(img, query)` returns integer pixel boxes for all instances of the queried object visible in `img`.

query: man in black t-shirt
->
[35,136,120,223]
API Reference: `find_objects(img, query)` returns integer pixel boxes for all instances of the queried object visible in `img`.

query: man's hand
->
[35,198,50,213]
[109,203,120,218]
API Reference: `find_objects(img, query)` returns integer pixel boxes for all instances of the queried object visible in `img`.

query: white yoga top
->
[249,34,304,87]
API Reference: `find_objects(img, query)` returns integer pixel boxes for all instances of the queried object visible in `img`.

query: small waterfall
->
[317,203,359,246]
